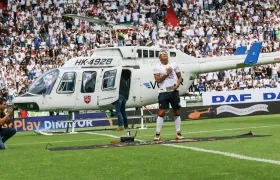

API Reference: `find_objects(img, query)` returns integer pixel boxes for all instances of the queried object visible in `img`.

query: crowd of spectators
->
[0,0,280,102]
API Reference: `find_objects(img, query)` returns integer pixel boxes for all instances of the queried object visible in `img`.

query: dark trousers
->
[115,94,128,127]
[0,128,17,149]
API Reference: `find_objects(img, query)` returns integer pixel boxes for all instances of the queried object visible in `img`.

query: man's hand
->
[7,108,13,115]
[166,67,173,75]
[6,117,12,125]
[174,72,182,90]
[173,83,180,90]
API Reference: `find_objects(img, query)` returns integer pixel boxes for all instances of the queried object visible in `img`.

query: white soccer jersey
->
[153,62,180,91]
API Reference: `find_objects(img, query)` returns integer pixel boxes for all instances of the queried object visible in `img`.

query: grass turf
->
[2,114,280,180]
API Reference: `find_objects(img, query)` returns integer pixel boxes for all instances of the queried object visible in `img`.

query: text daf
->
[263,92,280,100]
[212,94,251,103]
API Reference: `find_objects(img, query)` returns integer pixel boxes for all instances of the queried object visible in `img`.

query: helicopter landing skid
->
[34,130,79,136]
[34,108,156,136]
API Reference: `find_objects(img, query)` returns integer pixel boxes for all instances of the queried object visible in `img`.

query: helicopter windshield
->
[28,69,59,95]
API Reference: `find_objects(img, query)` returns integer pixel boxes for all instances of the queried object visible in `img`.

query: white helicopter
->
[11,15,280,135]
[13,41,278,110]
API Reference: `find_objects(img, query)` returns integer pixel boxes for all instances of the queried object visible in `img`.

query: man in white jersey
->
[153,49,184,141]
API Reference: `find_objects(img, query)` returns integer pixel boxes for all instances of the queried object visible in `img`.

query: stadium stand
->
[0,0,279,104]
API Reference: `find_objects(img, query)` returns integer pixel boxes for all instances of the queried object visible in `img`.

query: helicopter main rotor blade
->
[62,14,115,25]
[63,14,136,30]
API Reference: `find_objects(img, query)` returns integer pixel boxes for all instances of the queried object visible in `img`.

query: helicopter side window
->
[170,52,176,57]
[143,50,148,58]
[81,71,96,93]
[137,49,142,58]
[155,51,159,57]
[102,70,116,90]
[149,50,154,58]
[57,72,76,94]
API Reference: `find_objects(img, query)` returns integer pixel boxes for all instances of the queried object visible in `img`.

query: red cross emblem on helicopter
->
[84,96,91,104]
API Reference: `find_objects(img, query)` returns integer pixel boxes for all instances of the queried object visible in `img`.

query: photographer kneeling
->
[0,98,16,149]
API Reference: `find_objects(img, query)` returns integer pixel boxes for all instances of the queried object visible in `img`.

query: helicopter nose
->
[13,102,40,111]
[12,97,40,111]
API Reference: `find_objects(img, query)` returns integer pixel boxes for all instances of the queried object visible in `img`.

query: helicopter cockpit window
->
[28,69,59,95]
[81,71,96,93]
[102,70,116,90]
[57,72,76,93]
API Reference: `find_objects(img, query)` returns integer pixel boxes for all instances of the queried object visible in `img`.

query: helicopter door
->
[98,66,122,107]
[75,70,101,109]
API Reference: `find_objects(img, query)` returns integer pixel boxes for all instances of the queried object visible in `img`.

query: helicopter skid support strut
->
[45,131,271,151]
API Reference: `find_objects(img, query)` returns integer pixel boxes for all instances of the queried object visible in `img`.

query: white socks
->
[174,116,181,133]
[156,115,181,134]
[156,116,164,134]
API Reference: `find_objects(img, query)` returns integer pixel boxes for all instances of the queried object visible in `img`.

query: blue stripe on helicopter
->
[243,42,262,65]
[234,46,247,55]
[143,83,151,89]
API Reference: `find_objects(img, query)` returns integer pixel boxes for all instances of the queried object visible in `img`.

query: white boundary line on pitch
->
[86,132,280,166]
[162,144,280,165]
[7,124,280,146]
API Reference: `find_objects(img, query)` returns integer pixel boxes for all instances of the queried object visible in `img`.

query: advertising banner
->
[180,102,274,120]
[3,101,279,132]
[2,112,111,132]
[123,101,278,123]
[202,88,280,105]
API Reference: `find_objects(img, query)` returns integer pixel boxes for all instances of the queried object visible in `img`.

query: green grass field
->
[2,114,280,180]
